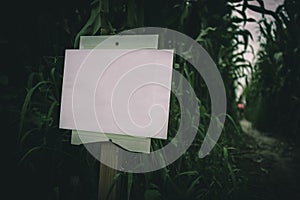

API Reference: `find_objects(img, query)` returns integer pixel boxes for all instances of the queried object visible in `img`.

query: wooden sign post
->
[98,142,119,200]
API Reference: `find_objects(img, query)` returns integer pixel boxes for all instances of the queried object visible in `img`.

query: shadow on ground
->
[237,119,300,200]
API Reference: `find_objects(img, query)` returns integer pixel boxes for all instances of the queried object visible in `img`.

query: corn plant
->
[14,0,261,199]
[244,0,300,140]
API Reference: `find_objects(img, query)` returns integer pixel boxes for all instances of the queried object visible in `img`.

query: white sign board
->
[60,49,173,140]
[72,35,159,153]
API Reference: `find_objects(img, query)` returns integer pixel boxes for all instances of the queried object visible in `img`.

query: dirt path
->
[239,119,300,199]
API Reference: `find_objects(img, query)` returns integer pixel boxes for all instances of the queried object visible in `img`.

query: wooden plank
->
[98,142,119,200]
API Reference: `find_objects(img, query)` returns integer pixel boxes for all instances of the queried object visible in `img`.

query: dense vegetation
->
[4,0,298,199]
[245,0,300,142]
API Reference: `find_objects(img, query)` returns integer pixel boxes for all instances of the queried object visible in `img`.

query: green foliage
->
[74,0,102,48]
[245,0,300,140]
[17,57,99,199]
[13,0,266,199]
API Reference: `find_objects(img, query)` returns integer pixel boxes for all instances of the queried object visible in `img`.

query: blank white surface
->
[60,49,173,139]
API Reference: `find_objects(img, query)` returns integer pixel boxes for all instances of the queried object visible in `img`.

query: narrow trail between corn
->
[239,119,300,200]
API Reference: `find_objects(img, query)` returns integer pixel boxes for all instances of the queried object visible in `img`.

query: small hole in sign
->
[115,42,119,46]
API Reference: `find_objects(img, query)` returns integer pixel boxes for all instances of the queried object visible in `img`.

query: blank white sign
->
[60,49,173,139]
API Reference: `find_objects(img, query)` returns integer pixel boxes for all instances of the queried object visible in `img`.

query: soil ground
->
[238,119,300,200]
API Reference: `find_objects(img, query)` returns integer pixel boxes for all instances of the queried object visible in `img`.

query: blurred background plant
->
[244,0,300,142]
